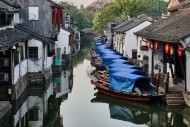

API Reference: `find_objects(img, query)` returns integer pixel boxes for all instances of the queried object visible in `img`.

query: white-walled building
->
[104,22,117,44]
[57,26,74,62]
[114,20,151,59]
[135,0,190,106]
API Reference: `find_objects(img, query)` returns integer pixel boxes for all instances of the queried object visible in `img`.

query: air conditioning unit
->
[0,58,9,67]
[0,73,9,81]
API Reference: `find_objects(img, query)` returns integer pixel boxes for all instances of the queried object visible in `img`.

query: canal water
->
[6,47,189,127]
[59,56,188,127]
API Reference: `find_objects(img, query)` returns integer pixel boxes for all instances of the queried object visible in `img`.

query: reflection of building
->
[9,80,63,127]
[53,64,73,99]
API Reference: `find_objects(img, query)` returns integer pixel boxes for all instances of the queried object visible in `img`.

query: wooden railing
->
[156,72,169,94]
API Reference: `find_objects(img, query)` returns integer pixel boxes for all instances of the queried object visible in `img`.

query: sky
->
[55,0,169,8]
[54,0,96,8]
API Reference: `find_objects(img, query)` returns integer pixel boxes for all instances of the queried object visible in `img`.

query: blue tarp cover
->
[102,54,124,66]
[112,60,133,65]
[102,54,123,60]
[109,72,150,93]
[98,49,116,57]
[109,68,146,76]
[96,44,111,50]
[112,59,128,63]
[108,63,142,70]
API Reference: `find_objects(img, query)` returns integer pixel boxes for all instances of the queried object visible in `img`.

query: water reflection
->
[91,93,187,127]
[53,64,73,99]
[8,64,73,127]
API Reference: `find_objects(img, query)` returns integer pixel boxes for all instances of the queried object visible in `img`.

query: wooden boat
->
[91,79,164,102]
[91,92,162,113]
[93,71,109,82]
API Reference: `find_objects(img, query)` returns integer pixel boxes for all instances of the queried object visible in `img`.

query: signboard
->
[29,7,39,20]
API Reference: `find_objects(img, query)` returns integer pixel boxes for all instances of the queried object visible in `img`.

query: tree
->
[59,1,92,29]
[93,0,167,33]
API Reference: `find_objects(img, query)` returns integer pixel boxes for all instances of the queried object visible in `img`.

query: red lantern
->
[147,40,151,49]
[178,44,183,56]
[62,10,64,16]
[54,8,58,14]
[154,41,158,51]
[104,24,107,30]
[165,43,170,54]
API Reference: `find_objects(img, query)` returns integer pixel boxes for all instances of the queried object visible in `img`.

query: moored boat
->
[90,41,164,102]
[91,79,163,102]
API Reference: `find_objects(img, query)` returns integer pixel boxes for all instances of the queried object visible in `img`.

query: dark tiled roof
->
[145,13,162,20]
[60,25,74,33]
[47,0,64,9]
[0,28,31,51]
[168,0,190,12]
[135,9,190,43]
[113,20,133,30]
[0,0,20,14]
[115,20,146,33]
[15,24,55,44]
[140,46,148,51]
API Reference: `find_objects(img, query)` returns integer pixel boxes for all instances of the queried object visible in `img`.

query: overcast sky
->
[54,0,96,8]
[54,0,169,8]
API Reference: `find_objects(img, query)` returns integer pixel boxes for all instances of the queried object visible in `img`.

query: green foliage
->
[59,2,92,29]
[93,0,167,33]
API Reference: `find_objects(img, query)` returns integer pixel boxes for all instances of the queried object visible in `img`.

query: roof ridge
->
[15,24,54,44]
[1,0,20,9]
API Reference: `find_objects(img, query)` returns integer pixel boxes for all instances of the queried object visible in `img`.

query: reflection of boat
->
[91,93,188,127]
[91,92,161,113]
[109,104,150,124]
[91,93,156,125]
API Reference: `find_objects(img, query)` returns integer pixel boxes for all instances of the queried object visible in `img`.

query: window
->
[29,108,38,121]
[0,13,12,26]
[29,7,39,20]
[14,51,19,66]
[64,47,66,54]
[20,45,24,61]
[64,71,66,78]
[29,47,38,59]
[0,73,9,81]
[0,58,9,67]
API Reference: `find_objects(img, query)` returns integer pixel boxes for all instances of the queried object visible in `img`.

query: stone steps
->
[166,92,185,106]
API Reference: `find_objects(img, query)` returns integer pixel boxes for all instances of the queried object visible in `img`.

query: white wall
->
[28,39,43,72]
[13,64,20,84]
[124,21,151,58]
[137,37,148,61]
[28,96,43,127]
[148,49,153,76]
[14,13,20,24]
[20,59,28,77]
[56,71,70,98]
[186,51,190,91]
[14,100,28,127]
[57,29,71,55]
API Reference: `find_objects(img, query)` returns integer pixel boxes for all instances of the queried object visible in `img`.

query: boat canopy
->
[112,60,133,65]
[98,49,116,57]
[102,54,124,66]
[102,54,123,60]
[112,59,129,63]
[96,44,111,50]
[109,68,146,76]
[109,72,151,93]
[108,63,142,70]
